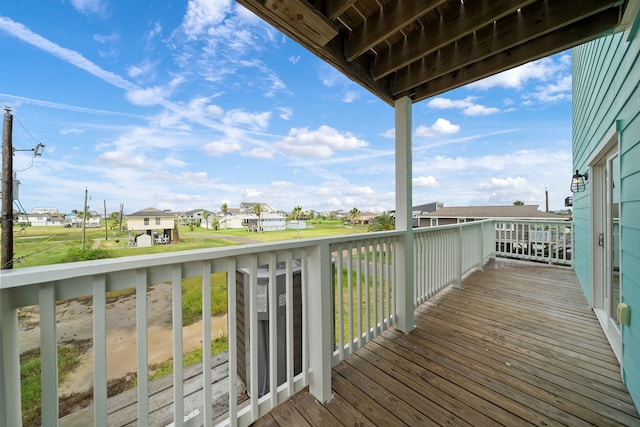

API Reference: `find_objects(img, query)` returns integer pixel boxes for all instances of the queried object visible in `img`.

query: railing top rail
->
[414,219,494,233]
[0,230,404,290]
[492,218,571,223]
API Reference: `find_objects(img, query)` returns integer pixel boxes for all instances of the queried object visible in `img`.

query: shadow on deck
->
[256,259,640,426]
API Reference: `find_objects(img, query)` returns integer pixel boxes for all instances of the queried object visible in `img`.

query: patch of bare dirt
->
[18,283,228,417]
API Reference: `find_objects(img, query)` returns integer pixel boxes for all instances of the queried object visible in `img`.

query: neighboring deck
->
[256,260,640,426]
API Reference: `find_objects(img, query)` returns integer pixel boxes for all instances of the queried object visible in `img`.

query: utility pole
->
[81,187,88,251]
[545,188,549,212]
[1,108,14,269]
[103,199,108,240]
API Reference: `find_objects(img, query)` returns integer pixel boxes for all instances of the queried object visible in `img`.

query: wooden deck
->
[256,259,640,426]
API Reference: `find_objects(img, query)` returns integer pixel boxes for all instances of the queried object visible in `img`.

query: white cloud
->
[275,125,369,158]
[380,128,395,138]
[126,86,170,106]
[477,176,528,190]
[60,128,84,135]
[525,75,573,103]
[180,0,232,39]
[127,58,157,78]
[415,118,460,137]
[347,186,375,195]
[244,188,262,198]
[222,109,271,131]
[469,54,571,90]
[277,107,292,120]
[165,157,188,167]
[343,91,360,103]
[97,151,148,168]
[288,56,301,64]
[428,96,499,116]
[180,171,208,182]
[203,140,241,156]
[0,17,137,92]
[245,147,273,159]
[70,0,107,16]
[413,176,438,188]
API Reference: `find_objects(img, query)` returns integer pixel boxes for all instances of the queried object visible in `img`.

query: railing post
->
[0,289,21,427]
[453,226,463,289]
[307,242,333,403]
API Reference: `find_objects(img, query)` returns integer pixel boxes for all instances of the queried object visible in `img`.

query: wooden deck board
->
[260,260,640,426]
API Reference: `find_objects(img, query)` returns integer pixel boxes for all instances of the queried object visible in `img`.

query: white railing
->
[494,220,572,266]
[414,220,494,306]
[329,232,401,365]
[0,222,493,427]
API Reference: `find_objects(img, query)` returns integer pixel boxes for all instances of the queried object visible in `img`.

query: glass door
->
[605,150,621,332]
[593,144,621,363]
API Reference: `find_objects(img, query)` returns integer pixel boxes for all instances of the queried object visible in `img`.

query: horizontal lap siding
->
[572,12,640,411]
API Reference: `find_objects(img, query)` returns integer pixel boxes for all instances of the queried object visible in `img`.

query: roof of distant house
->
[127,207,177,217]
[421,205,567,219]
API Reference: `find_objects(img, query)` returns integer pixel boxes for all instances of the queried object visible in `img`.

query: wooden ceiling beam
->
[392,0,617,95]
[323,0,358,21]
[408,7,621,103]
[243,0,339,47]
[373,0,536,80]
[346,0,447,62]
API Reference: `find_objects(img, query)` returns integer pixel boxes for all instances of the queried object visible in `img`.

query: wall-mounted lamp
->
[570,170,589,193]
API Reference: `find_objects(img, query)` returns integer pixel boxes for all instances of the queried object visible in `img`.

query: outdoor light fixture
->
[570,170,589,193]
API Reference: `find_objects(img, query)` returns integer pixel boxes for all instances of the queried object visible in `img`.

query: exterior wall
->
[572,15,640,409]
[127,216,175,231]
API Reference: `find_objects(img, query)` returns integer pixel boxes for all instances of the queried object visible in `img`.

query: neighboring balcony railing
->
[494,220,572,266]
[1,220,495,427]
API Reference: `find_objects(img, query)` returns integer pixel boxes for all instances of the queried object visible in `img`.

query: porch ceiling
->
[237,0,633,105]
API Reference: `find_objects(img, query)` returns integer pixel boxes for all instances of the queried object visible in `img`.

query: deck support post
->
[0,290,22,427]
[394,96,415,333]
[307,241,333,402]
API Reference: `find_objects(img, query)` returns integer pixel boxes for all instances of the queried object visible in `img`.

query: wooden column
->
[394,96,415,333]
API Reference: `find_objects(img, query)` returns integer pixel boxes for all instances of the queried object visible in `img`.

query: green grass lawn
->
[11,220,368,268]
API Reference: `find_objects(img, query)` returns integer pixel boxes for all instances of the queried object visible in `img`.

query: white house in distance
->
[15,208,100,228]
[238,202,287,232]
[177,209,215,228]
[126,207,179,246]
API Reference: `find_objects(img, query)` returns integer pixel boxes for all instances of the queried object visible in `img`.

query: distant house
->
[218,207,242,229]
[239,202,287,232]
[126,207,179,246]
[15,208,82,227]
[390,201,443,227]
[419,204,567,227]
[178,209,214,228]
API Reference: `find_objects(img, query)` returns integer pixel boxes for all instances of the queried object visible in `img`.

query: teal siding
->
[572,13,640,410]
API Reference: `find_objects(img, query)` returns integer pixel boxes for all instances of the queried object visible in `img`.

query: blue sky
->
[0,0,574,216]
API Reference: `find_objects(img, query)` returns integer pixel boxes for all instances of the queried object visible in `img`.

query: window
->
[144,218,149,225]
[155,217,161,225]
[430,218,438,227]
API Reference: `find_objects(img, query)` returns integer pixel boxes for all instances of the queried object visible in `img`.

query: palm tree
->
[348,207,360,234]
[253,203,263,232]
[291,205,303,238]
[220,203,229,229]
[368,213,395,232]
[203,212,209,230]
